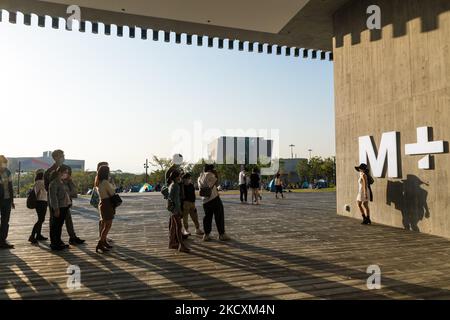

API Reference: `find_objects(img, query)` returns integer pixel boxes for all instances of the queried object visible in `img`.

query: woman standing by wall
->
[355,163,373,225]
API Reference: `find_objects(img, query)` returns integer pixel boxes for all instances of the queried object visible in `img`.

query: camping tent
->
[267,179,276,192]
[139,183,153,193]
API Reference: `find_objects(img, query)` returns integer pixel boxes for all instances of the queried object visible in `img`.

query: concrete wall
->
[333,0,450,237]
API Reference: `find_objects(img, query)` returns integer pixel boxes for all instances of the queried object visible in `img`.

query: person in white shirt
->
[29,169,49,244]
[238,166,248,204]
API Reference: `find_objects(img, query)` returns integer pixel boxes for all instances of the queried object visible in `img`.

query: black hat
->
[354,163,368,172]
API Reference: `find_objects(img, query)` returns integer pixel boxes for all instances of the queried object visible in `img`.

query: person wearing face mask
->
[0,155,15,249]
[48,165,72,251]
[181,173,204,237]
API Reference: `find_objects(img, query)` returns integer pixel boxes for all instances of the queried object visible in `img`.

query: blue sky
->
[0,14,335,173]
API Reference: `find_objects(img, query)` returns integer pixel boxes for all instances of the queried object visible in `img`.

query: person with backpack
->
[0,155,15,249]
[181,173,204,236]
[198,164,230,242]
[28,169,48,244]
[167,170,190,253]
[355,163,374,225]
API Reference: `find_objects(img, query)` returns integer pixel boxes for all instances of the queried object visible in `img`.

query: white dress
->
[357,172,369,202]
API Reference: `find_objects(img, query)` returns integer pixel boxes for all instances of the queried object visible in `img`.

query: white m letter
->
[359,131,398,178]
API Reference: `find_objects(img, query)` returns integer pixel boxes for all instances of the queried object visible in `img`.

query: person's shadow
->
[387,175,430,232]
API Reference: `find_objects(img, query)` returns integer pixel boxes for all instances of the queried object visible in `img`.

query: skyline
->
[1,14,335,174]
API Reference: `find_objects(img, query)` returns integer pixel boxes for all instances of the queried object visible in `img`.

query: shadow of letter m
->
[359,132,399,178]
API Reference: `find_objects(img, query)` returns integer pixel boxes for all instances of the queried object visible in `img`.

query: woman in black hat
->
[355,163,372,225]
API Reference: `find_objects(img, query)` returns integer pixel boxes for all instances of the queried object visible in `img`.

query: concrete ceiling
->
[41,0,311,34]
[0,0,352,51]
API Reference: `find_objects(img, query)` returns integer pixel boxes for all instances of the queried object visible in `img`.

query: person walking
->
[29,169,48,244]
[167,170,190,253]
[63,167,85,245]
[355,163,373,225]
[95,165,116,253]
[48,165,72,251]
[275,173,284,199]
[0,155,15,249]
[238,166,248,204]
[249,168,261,205]
[198,164,230,242]
[181,173,204,236]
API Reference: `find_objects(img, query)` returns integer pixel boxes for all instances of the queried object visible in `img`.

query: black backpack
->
[26,188,37,209]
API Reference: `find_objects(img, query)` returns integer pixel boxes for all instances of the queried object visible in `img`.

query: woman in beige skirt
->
[95,165,116,253]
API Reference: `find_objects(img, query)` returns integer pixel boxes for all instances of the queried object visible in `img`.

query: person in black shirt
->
[250,168,261,205]
[181,173,204,236]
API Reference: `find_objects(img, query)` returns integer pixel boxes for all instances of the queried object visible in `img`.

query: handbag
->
[110,193,122,209]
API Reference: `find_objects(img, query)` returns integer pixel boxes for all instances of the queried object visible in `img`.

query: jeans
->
[203,197,225,236]
[50,207,68,246]
[31,201,47,237]
[0,198,12,242]
[239,184,248,202]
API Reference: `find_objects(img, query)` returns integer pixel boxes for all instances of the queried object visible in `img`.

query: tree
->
[297,159,311,183]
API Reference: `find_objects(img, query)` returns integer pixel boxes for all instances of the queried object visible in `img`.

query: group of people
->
[238,167,285,205]
[0,150,376,253]
[0,151,118,252]
[165,163,231,253]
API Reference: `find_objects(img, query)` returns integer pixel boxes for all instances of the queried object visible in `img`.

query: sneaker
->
[219,234,231,241]
[36,235,48,241]
[203,234,212,242]
[366,217,372,225]
[0,241,14,249]
[195,229,205,236]
[28,235,38,244]
[361,216,368,225]
[182,230,191,236]
[69,237,86,245]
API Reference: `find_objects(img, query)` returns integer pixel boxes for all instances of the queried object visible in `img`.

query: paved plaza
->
[1,192,450,300]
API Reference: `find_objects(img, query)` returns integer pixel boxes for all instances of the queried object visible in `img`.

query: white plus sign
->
[405,127,444,169]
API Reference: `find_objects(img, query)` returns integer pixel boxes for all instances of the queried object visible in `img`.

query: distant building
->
[7,151,85,172]
[280,158,307,185]
[208,137,273,165]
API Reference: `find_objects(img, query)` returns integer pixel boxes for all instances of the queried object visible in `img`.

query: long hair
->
[95,165,110,187]
[35,170,44,182]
